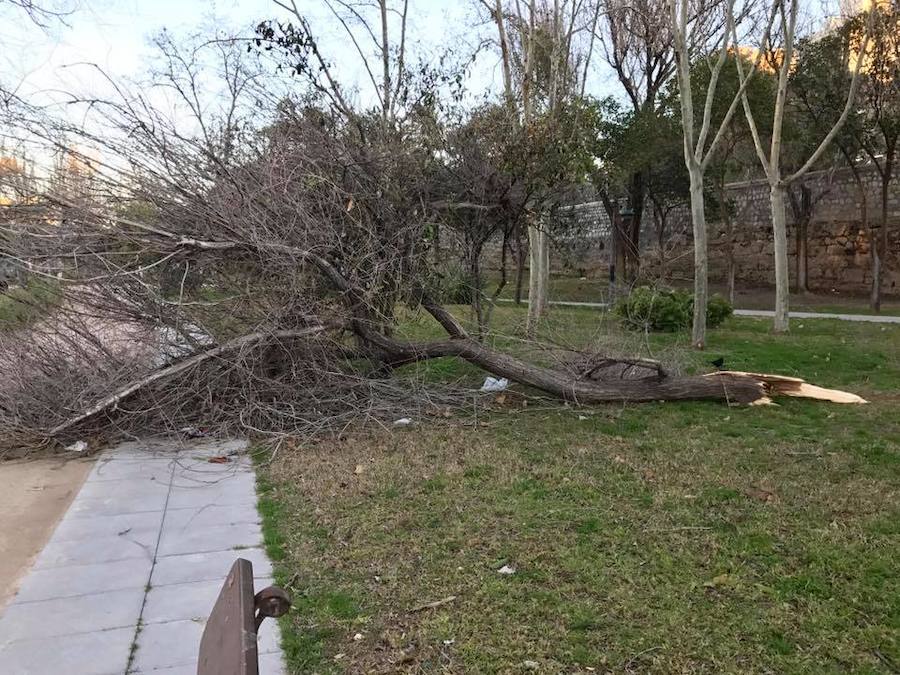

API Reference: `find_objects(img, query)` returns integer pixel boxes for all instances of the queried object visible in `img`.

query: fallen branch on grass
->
[47,325,333,438]
[40,244,867,444]
[410,595,458,612]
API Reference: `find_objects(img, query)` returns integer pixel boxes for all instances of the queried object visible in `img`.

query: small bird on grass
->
[710,357,726,370]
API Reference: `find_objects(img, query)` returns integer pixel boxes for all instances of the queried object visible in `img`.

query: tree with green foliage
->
[790,4,897,310]
[735,0,872,333]
[592,98,686,292]
[849,3,899,312]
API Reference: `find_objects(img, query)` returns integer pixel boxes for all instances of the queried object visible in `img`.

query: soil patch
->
[0,457,94,611]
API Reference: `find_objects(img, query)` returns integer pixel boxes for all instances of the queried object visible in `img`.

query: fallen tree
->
[0,18,863,452]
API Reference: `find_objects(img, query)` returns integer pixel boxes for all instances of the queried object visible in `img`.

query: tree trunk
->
[627,170,645,282]
[655,207,667,275]
[790,184,811,294]
[844,168,875,311]
[612,213,626,299]
[470,253,486,337]
[362,330,766,405]
[526,220,548,336]
[872,242,882,312]
[514,222,525,304]
[433,221,441,266]
[719,178,735,305]
[688,169,708,349]
[874,164,892,313]
[796,217,809,294]
[770,182,790,333]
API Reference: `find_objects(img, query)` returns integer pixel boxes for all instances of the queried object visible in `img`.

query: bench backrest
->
[198,558,259,675]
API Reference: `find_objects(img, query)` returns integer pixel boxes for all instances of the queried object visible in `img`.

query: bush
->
[615,286,732,332]
[706,294,734,329]
[431,262,480,306]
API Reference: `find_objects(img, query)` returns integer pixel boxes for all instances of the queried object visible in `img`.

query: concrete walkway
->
[0,439,285,675]
[498,298,900,323]
[732,308,900,323]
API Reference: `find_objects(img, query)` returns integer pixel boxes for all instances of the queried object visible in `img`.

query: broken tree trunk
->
[39,233,860,442]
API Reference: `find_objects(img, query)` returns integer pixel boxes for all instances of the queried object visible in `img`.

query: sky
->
[0,0,623,117]
[0,0,847,162]
[0,2,490,108]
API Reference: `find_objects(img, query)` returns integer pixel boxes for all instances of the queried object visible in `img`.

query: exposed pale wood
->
[705,371,867,404]
[781,383,867,404]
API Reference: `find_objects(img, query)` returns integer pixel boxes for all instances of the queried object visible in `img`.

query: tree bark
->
[796,218,808,294]
[514,222,526,304]
[361,329,766,405]
[770,182,790,332]
[688,169,708,349]
[789,183,811,294]
[612,212,627,299]
[722,185,736,306]
[626,170,645,282]
[874,161,892,313]
[526,220,548,336]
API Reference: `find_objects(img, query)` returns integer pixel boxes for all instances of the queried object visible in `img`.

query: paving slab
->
[0,438,287,675]
[34,530,157,568]
[51,509,166,542]
[13,557,153,603]
[87,458,177,483]
[77,475,171,498]
[142,580,226,625]
[166,470,259,509]
[66,492,168,519]
[0,626,136,675]
[164,502,262,529]
[0,587,144,642]
[150,547,272,586]
[157,520,263,557]
[130,607,283,671]
[129,618,205,670]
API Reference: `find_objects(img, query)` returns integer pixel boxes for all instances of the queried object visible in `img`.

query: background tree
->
[593,0,722,285]
[670,0,778,348]
[687,50,776,305]
[791,7,897,310]
[849,3,899,312]
[735,0,871,332]
[593,98,684,294]
[481,0,600,335]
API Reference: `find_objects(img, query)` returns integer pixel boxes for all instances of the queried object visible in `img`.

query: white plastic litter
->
[497,564,516,575]
[480,377,509,393]
[393,417,413,427]
[65,440,87,453]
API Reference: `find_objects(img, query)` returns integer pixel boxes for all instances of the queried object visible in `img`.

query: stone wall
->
[553,165,900,296]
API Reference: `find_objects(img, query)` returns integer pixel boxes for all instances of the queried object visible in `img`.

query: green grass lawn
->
[256,308,900,673]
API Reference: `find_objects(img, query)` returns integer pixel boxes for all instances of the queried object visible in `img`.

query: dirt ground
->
[0,458,94,611]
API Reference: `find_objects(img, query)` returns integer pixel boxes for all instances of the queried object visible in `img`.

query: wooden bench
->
[197,558,292,675]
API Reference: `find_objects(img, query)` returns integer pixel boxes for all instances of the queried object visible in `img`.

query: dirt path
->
[0,458,94,611]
